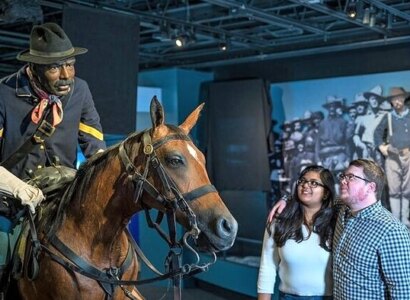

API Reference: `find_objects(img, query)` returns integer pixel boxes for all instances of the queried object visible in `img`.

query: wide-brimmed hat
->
[353,93,368,105]
[280,121,292,130]
[363,85,384,102]
[17,23,87,64]
[385,87,410,101]
[322,95,344,110]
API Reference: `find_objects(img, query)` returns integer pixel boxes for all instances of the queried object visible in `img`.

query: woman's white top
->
[257,224,333,296]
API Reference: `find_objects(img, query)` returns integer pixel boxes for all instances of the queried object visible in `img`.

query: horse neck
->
[59,155,139,252]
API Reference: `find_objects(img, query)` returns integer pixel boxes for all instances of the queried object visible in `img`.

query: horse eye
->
[165,156,184,168]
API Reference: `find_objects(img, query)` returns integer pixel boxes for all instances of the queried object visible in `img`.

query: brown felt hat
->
[385,87,410,101]
[17,23,87,64]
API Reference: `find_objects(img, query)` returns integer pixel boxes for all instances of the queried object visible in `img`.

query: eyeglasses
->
[296,178,326,189]
[338,173,371,183]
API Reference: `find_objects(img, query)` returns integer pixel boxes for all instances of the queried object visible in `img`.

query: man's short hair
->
[349,159,385,199]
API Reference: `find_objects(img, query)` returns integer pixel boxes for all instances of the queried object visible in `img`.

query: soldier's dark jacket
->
[0,66,106,179]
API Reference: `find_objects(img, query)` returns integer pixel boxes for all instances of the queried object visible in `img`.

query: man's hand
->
[0,166,44,213]
[379,144,389,157]
[15,184,44,214]
[267,198,288,223]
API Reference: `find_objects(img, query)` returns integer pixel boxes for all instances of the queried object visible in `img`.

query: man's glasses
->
[338,173,371,183]
[296,178,326,189]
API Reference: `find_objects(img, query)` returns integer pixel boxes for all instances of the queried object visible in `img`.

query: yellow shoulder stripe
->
[0,128,3,138]
[79,123,104,140]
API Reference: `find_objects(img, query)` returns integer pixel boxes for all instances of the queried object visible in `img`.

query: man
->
[0,22,106,178]
[0,23,106,294]
[352,85,387,165]
[333,159,410,299]
[303,110,324,163]
[268,159,410,299]
[316,96,348,174]
[345,103,357,159]
[374,87,410,227]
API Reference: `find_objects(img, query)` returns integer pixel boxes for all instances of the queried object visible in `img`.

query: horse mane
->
[40,131,143,238]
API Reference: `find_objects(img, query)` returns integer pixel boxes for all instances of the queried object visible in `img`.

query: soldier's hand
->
[379,144,389,157]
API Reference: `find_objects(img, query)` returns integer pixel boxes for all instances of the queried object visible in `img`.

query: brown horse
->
[16,98,238,299]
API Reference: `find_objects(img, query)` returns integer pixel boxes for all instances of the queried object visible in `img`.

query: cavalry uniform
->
[0,67,106,179]
[374,108,410,227]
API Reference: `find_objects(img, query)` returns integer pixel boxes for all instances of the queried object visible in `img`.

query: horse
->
[15,97,238,300]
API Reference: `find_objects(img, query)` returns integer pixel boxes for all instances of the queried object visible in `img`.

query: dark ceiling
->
[1,0,410,77]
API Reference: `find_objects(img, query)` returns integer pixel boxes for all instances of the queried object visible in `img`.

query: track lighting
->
[175,35,188,47]
[219,41,228,51]
[362,7,370,24]
[347,0,357,18]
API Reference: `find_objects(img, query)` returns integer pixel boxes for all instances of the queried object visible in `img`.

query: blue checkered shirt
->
[333,201,410,299]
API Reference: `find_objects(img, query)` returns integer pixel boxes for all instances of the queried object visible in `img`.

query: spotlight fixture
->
[387,13,393,29]
[347,8,357,18]
[174,28,196,48]
[369,13,376,27]
[362,7,370,24]
[175,35,188,47]
[219,41,228,51]
[369,6,377,27]
[346,0,357,18]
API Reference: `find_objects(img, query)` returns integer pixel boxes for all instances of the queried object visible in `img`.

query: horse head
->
[123,97,238,252]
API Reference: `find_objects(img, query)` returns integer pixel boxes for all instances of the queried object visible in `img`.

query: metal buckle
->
[33,121,55,143]
[38,120,55,137]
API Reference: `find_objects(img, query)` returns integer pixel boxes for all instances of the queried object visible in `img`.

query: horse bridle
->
[117,128,218,299]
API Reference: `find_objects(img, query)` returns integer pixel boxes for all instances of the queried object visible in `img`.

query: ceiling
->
[0,0,410,77]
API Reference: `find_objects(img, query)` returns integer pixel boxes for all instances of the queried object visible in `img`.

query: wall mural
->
[269,70,410,228]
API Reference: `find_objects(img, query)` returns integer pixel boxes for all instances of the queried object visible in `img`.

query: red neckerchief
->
[26,67,63,127]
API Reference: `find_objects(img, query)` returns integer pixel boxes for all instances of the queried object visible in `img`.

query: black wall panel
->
[63,6,139,135]
[200,79,272,191]
[213,43,410,83]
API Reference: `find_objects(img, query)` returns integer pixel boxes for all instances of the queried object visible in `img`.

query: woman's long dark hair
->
[272,165,336,252]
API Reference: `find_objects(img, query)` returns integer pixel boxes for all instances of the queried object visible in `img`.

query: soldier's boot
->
[401,198,410,227]
[0,265,9,300]
[389,197,401,220]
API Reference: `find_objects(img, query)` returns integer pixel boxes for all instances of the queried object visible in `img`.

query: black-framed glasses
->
[338,173,371,183]
[296,178,326,189]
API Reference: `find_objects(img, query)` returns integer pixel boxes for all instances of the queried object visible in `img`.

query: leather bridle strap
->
[40,239,204,286]
[48,235,133,298]
[182,185,217,202]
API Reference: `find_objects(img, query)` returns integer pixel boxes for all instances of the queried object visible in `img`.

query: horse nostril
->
[216,217,236,238]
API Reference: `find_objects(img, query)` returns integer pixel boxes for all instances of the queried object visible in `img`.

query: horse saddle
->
[11,166,77,281]
[26,165,77,198]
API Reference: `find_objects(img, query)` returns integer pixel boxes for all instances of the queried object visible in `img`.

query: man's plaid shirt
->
[333,201,410,299]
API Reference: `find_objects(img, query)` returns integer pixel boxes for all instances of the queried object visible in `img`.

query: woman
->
[257,165,336,300]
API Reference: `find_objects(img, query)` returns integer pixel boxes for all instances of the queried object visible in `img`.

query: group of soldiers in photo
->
[269,85,410,227]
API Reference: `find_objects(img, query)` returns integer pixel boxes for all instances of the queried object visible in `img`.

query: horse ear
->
[179,103,205,134]
[150,96,165,128]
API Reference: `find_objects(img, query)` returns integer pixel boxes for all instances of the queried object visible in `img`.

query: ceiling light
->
[369,13,376,27]
[346,0,359,19]
[362,7,370,24]
[175,35,187,47]
[347,7,357,18]
[219,41,228,51]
